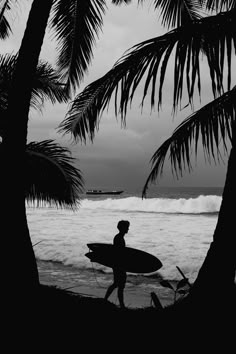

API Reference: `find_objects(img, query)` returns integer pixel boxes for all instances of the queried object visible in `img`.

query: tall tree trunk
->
[1,0,54,303]
[190,124,236,306]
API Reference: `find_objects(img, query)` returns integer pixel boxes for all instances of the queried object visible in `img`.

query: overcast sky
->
[3,1,229,191]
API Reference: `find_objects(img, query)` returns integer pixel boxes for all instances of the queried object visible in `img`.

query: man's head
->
[117,220,130,234]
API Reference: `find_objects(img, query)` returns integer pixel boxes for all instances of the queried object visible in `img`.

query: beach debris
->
[176,266,192,288]
[32,240,44,248]
[150,292,163,310]
[159,266,191,303]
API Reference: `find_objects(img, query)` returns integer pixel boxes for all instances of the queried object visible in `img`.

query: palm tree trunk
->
[1,0,54,300]
[190,124,236,305]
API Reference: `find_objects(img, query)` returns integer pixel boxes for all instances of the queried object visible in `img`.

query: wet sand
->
[38,266,175,309]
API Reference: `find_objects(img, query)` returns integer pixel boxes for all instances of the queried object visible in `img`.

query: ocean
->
[27,186,223,307]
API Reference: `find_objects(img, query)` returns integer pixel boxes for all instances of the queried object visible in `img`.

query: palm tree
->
[0,53,84,299]
[24,140,84,209]
[0,53,84,208]
[59,0,236,306]
[0,0,132,299]
[0,53,69,126]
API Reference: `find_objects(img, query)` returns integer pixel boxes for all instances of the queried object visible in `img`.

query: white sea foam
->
[81,195,221,214]
[27,194,220,283]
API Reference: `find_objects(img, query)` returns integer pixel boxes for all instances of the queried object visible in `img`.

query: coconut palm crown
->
[0,1,131,211]
[0,53,84,208]
[59,0,236,193]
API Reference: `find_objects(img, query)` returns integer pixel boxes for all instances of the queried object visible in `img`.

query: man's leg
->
[117,286,125,308]
[104,283,116,300]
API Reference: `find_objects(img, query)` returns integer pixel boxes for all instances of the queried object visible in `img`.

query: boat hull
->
[86,190,123,195]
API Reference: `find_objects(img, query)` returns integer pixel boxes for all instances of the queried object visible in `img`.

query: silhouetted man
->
[104,220,130,308]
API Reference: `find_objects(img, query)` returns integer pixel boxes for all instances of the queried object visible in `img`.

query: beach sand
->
[38,261,175,309]
[39,275,174,309]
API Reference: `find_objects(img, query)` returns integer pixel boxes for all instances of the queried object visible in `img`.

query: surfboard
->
[85,243,162,274]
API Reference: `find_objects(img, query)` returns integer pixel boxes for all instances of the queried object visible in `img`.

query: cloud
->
[3,1,231,189]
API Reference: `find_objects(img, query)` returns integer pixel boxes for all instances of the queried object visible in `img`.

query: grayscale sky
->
[3,1,229,190]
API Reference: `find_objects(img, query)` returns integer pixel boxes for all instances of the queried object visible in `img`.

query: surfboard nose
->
[85,251,95,261]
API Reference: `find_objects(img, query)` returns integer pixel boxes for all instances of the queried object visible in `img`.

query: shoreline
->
[38,259,236,310]
[39,279,174,309]
[38,264,175,309]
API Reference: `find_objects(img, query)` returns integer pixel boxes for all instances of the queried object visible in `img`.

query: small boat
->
[86,189,124,195]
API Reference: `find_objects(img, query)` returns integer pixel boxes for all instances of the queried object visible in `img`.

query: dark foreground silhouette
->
[6,283,235,351]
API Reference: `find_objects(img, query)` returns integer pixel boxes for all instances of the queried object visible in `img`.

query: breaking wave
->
[81,195,221,214]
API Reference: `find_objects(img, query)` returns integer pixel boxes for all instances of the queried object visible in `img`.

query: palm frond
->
[31,60,70,109]
[0,11,11,40]
[0,54,69,116]
[142,86,236,197]
[0,0,23,39]
[59,9,235,142]
[0,53,15,112]
[0,54,17,136]
[204,0,236,11]
[58,75,112,142]
[50,0,106,94]
[0,0,11,39]
[152,0,203,28]
[25,140,84,209]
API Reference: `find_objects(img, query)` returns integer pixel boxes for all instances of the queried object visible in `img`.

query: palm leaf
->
[151,0,203,28]
[0,53,13,113]
[0,10,11,40]
[0,0,23,39]
[176,278,189,290]
[0,54,69,131]
[50,0,106,94]
[59,9,235,142]
[58,75,112,142]
[0,0,11,39]
[160,279,174,290]
[25,140,84,209]
[31,60,70,109]
[204,0,236,11]
[142,86,236,197]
